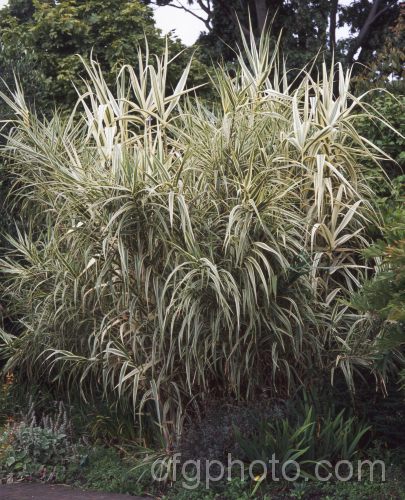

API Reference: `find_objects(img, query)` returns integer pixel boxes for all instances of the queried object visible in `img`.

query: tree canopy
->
[0,0,186,109]
[148,0,400,68]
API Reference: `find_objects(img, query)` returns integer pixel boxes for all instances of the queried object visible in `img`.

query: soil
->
[0,483,150,499]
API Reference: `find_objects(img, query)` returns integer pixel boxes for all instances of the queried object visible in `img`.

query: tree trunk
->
[346,0,382,63]
[254,0,268,33]
[329,0,338,51]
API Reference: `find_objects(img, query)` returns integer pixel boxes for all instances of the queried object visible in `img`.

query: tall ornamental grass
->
[0,32,391,441]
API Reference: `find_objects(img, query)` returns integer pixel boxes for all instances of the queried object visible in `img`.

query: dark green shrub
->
[356,91,404,184]
[350,179,405,449]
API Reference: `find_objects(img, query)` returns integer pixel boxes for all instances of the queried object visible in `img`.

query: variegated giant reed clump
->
[0,32,390,440]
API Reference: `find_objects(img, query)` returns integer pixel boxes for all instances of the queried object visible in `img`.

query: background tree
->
[148,0,400,68]
[149,0,332,66]
[340,0,400,66]
[0,0,189,110]
[353,4,404,181]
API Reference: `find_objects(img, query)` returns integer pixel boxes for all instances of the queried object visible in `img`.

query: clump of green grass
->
[0,30,395,446]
